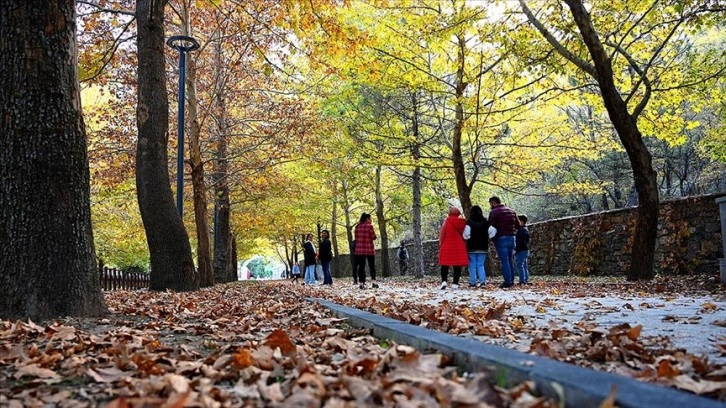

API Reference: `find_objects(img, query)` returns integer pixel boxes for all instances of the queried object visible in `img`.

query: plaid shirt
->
[354,222,377,256]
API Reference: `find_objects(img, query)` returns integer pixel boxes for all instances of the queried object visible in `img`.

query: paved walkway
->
[317,280,726,363]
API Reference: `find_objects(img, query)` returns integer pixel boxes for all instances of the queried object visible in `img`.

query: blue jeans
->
[516,250,530,283]
[321,260,332,284]
[494,236,515,285]
[304,265,316,285]
[468,253,486,285]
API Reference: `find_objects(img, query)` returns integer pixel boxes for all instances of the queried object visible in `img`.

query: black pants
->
[399,260,407,275]
[441,266,461,284]
[355,255,376,284]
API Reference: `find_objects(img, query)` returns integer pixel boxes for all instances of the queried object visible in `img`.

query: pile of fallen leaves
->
[0,282,558,407]
[304,278,726,401]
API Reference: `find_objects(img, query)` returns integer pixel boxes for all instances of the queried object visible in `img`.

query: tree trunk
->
[187,58,213,287]
[227,234,238,281]
[410,93,425,278]
[212,31,231,283]
[565,0,658,280]
[452,34,472,212]
[341,180,354,245]
[331,180,340,277]
[374,166,391,277]
[0,0,107,320]
[135,0,198,291]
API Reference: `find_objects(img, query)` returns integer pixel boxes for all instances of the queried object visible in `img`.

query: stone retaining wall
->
[332,193,725,278]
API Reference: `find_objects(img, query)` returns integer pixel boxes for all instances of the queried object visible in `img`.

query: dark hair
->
[489,196,501,205]
[321,229,329,237]
[518,214,528,224]
[306,233,313,240]
[469,205,485,222]
[359,213,371,223]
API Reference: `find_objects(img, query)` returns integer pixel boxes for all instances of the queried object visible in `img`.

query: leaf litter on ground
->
[302,275,726,401]
[1,282,562,407]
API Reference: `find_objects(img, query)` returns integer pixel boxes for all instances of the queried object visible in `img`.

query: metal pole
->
[176,50,186,217]
[166,35,199,219]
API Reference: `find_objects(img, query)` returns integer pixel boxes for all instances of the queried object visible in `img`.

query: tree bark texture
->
[374,166,391,277]
[565,0,659,280]
[187,58,214,287]
[0,0,107,320]
[452,34,472,213]
[212,31,232,283]
[331,180,340,277]
[410,93,425,278]
[135,0,198,291]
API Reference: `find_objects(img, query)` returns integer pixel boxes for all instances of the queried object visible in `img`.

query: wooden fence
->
[100,267,149,291]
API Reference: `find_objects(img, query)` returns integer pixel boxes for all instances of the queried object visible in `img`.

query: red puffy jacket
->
[438,215,468,266]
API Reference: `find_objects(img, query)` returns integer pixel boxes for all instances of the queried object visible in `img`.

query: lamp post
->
[166,35,199,217]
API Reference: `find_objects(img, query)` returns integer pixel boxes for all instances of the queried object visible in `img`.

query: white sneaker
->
[440,281,447,290]
[452,284,459,290]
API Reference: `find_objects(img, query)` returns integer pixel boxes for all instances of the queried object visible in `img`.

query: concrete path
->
[317,281,726,363]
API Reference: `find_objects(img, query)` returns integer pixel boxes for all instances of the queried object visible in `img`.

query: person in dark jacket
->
[349,240,358,284]
[488,196,519,288]
[302,234,317,285]
[463,205,490,288]
[319,230,333,285]
[515,215,531,285]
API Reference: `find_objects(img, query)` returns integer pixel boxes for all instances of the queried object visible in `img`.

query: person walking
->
[488,196,519,288]
[319,230,334,285]
[291,262,301,284]
[302,233,317,285]
[438,206,468,290]
[463,205,492,288]
[396,242,409,275]
[354,213,379,289]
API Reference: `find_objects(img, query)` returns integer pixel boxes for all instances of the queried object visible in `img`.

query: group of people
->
[290,230,334,285]
[291,196,530,290]
[439,196,530,289]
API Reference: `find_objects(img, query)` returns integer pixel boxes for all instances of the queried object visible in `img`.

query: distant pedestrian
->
[303,234,317,285]
[439,206,468,290]
[291,263,301,284]
[354,213,379,289]
[515,215,531,285]
[463,205,492,288]
[396,242,409,275]
[319,230,333,285]
[488,196,518,288]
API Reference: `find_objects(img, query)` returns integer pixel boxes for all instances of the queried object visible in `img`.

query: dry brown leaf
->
[264,329,297,356]
[233,348,254,369]
[87,367,127,383]
[14,363,59,379]
[598,385,617,408]
[669,375,726,395]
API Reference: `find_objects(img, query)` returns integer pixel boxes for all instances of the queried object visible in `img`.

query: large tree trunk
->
[374,166,391,277]
[227,234,238,281]
[410,94,425,278]
[179,6,213,288]
[565,0,658,280]
[0,0,107,320]
[212,31,232,283]
[452,34,472,213]
[135,0,198,291]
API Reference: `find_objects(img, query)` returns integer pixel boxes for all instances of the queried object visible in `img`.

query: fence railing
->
[100,267,149,291]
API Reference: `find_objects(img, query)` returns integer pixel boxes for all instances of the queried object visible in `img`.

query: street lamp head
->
[166,35,199,52]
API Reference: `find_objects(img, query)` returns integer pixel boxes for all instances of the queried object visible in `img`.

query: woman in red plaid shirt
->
[354,213,379,289]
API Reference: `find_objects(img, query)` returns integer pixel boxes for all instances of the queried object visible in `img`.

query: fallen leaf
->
[14,364,59,379]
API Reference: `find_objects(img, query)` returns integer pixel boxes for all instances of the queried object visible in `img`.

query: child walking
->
[515,215,530,285]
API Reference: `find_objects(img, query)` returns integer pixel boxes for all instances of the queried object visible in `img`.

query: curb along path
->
[309,297,725,408]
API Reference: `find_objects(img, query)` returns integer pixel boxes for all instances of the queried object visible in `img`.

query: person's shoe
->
[451,284,459,290]
[469,284,477,288]
[518,282,526,286]
[475,283,481,288]
[499,282,513,288]
[372,282,379,288]
[359,284,366,290]
[439,281,448,290]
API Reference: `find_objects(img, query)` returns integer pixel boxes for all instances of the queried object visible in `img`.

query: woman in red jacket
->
[439,206,469,289]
